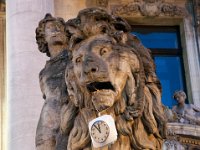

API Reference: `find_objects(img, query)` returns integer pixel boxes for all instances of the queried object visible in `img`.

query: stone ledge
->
[166,123,200,147]
[167,122,200,137]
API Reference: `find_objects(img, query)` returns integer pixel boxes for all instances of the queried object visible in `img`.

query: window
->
[132,26,187,108]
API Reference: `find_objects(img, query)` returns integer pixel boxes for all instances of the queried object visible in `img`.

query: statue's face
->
[175,94,185,104]
[44,21,67,46]
[72,35,137,112]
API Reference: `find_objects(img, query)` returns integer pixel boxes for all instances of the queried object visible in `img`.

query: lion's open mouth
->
[87,82,115,93]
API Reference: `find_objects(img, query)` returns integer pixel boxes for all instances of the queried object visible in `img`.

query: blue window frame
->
[132,26,186,108]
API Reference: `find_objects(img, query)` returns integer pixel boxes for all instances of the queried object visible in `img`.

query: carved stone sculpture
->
[172,90,200,125]
[111,0,186,17]
[35,14,77,150]
[60,8,167,150]
[35,8,167,150]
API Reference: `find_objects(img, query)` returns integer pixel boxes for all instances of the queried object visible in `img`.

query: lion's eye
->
[100,47,109,56]
[75,56,82,64]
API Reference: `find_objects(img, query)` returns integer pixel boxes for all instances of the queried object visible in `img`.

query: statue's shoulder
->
[186,104,195,109]
[187,104,193,107]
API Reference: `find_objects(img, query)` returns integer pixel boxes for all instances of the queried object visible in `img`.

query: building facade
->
[4,0,200,150]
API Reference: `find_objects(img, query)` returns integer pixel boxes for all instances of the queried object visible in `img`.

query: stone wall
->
[54,0,105,20]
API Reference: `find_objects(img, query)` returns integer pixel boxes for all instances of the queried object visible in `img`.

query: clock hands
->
[94,122,101,133]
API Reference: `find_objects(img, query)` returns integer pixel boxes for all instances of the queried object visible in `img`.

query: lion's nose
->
[84,64,99,75]
[84,57,99,75]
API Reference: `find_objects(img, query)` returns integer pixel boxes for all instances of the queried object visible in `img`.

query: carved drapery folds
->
[111,0,186,17]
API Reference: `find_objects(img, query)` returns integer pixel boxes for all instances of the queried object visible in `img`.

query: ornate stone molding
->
[164,140,186,150]
[161,3,185,17]
[165,123,200,149]
[96,0,109,8]
[111,0,186,17]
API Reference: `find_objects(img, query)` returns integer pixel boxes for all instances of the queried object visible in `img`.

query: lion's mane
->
[61,7,167,150]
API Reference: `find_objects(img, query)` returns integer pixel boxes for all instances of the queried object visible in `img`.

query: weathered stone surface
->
[171,90,200,125]
[164,123,200,149]
[111,0,187,17]
[164,90,200,149]
[96,0,109,8]
[36,7,167,149]
[0,2,5,149]
[7,1,54,150]
[35,14,76,150]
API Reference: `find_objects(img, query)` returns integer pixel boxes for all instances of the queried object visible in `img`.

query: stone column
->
[6,0,54,150]
[181,18,200,107]
[0,3,5,150]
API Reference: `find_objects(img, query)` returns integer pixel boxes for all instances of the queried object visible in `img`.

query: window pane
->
[132,27,180,49]
[154,56,185,108]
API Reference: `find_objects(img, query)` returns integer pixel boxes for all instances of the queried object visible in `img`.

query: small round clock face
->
[90,120,110,143]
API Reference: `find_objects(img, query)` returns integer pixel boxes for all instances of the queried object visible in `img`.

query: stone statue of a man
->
[35,14,73,150]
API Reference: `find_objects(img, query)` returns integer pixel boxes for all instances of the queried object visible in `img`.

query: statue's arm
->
[171,106,176,112]
[192,104,200,112]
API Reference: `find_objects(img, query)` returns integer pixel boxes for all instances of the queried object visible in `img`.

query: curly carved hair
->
[35,13,66,57]
[173,90,187,100]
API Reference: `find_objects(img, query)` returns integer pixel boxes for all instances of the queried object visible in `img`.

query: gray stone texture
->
[6,0,54,149]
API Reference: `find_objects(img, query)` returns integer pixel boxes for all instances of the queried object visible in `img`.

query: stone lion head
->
[62,7,166,150]
[70,34,141,112]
